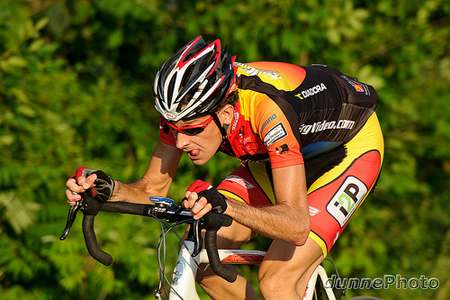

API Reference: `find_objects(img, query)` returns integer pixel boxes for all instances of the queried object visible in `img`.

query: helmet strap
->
[211,112,228,141]
[211,112,235,156]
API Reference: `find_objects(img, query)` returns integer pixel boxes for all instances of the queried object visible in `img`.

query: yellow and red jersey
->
[160,62,378,169]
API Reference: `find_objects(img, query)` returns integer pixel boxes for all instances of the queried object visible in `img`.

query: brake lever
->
[190,219,203,257]
[60,199,84,240]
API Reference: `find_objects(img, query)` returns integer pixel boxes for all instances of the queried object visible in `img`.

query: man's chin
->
[188,149,218,166]
[189,153,214,166]
[190,158,207,166]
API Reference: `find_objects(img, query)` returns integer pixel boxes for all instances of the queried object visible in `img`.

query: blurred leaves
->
[0,0,449,299]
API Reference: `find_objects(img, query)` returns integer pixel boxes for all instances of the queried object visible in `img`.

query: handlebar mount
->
[60,195,237,282]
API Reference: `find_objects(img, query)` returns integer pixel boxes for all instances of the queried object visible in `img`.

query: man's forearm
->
[110,178,157,204]
[225,197,310,246]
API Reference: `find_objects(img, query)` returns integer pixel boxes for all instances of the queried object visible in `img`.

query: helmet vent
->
[167,75,176,104]
[181,64,195,89]
[177,82,200,113]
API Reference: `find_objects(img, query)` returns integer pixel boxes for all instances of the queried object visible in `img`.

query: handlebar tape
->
[101,202,147,215]
[205,230,237,283]
[80,203,148,267]
[202,213,237,283]
[82,215,113,266]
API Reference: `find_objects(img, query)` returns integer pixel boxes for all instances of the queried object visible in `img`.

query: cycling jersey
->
[160,62,378,169]
[159,61,384,256]
[218,113,384,257]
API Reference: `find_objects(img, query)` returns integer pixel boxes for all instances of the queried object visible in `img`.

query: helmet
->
[153,36,237,122]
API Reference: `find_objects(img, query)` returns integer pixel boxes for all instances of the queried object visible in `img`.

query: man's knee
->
[258,265,297,298]
[257,239,324,299]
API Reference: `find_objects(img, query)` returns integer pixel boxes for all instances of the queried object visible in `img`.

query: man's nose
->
[175,132,190,149]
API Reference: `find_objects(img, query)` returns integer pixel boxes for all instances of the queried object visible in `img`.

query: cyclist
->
[66,36,384,299]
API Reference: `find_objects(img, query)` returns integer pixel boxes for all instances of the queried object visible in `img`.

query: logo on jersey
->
[295,83,327,100]
[235,62,282,80]
[309,206,321,216]
[275,144,289,155]
[326,176,368,227]
[232,111,240,131]
[261,114,277,134]
[224,175,255,189]
[263,123,287,147]
[299,119,355,135]
[341,75,371,96]
[352,84,365,92]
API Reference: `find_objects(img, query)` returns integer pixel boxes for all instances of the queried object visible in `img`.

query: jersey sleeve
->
[251,93,304,168]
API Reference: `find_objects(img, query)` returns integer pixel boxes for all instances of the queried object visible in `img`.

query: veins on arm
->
[109,140,183,204]
[225,164,310,245]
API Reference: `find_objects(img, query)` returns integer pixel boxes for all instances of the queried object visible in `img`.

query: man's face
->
[170,114,224,166]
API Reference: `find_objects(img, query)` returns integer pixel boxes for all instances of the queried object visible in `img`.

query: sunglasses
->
[162,115,214,135]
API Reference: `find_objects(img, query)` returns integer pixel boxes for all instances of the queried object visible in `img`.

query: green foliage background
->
[1,0,449,299]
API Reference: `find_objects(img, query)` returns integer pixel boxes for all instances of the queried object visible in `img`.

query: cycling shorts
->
[217,113,384,257]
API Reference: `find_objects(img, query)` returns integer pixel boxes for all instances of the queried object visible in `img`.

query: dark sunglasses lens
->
[183,127,205,135]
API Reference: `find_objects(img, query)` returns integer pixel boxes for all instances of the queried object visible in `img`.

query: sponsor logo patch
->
[235,62,282,80]
[299,119,355,135]
[341,75,371,96]
[263,123,288,147]
[295,83,327,100]
[275,144,289,155]
[309,206,321,216]
[352,84,365,92]
[224,175,254,189]
[326,176,368,227]
[261,114,277,134]
[232,111,240,131]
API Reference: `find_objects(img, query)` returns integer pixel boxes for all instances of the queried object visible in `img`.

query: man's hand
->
[183,179,228,219]
[65,167,115,205]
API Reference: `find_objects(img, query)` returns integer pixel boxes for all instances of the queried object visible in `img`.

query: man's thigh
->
[217,162,275,206]
[216,218,256,248]
[182,217,255,249]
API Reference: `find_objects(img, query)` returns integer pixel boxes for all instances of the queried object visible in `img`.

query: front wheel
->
[347,297,383,300]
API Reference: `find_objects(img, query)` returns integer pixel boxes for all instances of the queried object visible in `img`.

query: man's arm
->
[186,163,311,246]
[111,140,183,203]
[67,140,183,205]
[226,164,310,245]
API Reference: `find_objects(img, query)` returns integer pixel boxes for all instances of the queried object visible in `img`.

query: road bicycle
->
[60,193,383,300]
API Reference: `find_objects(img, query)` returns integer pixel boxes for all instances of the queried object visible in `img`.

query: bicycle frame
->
[167,240,337,300]
[168,240,265,300]
[303,264,336,300]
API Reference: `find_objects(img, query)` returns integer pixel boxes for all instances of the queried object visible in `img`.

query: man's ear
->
[218,104,235,126]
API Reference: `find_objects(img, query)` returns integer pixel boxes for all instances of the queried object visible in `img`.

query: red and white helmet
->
[153,36,237,121]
